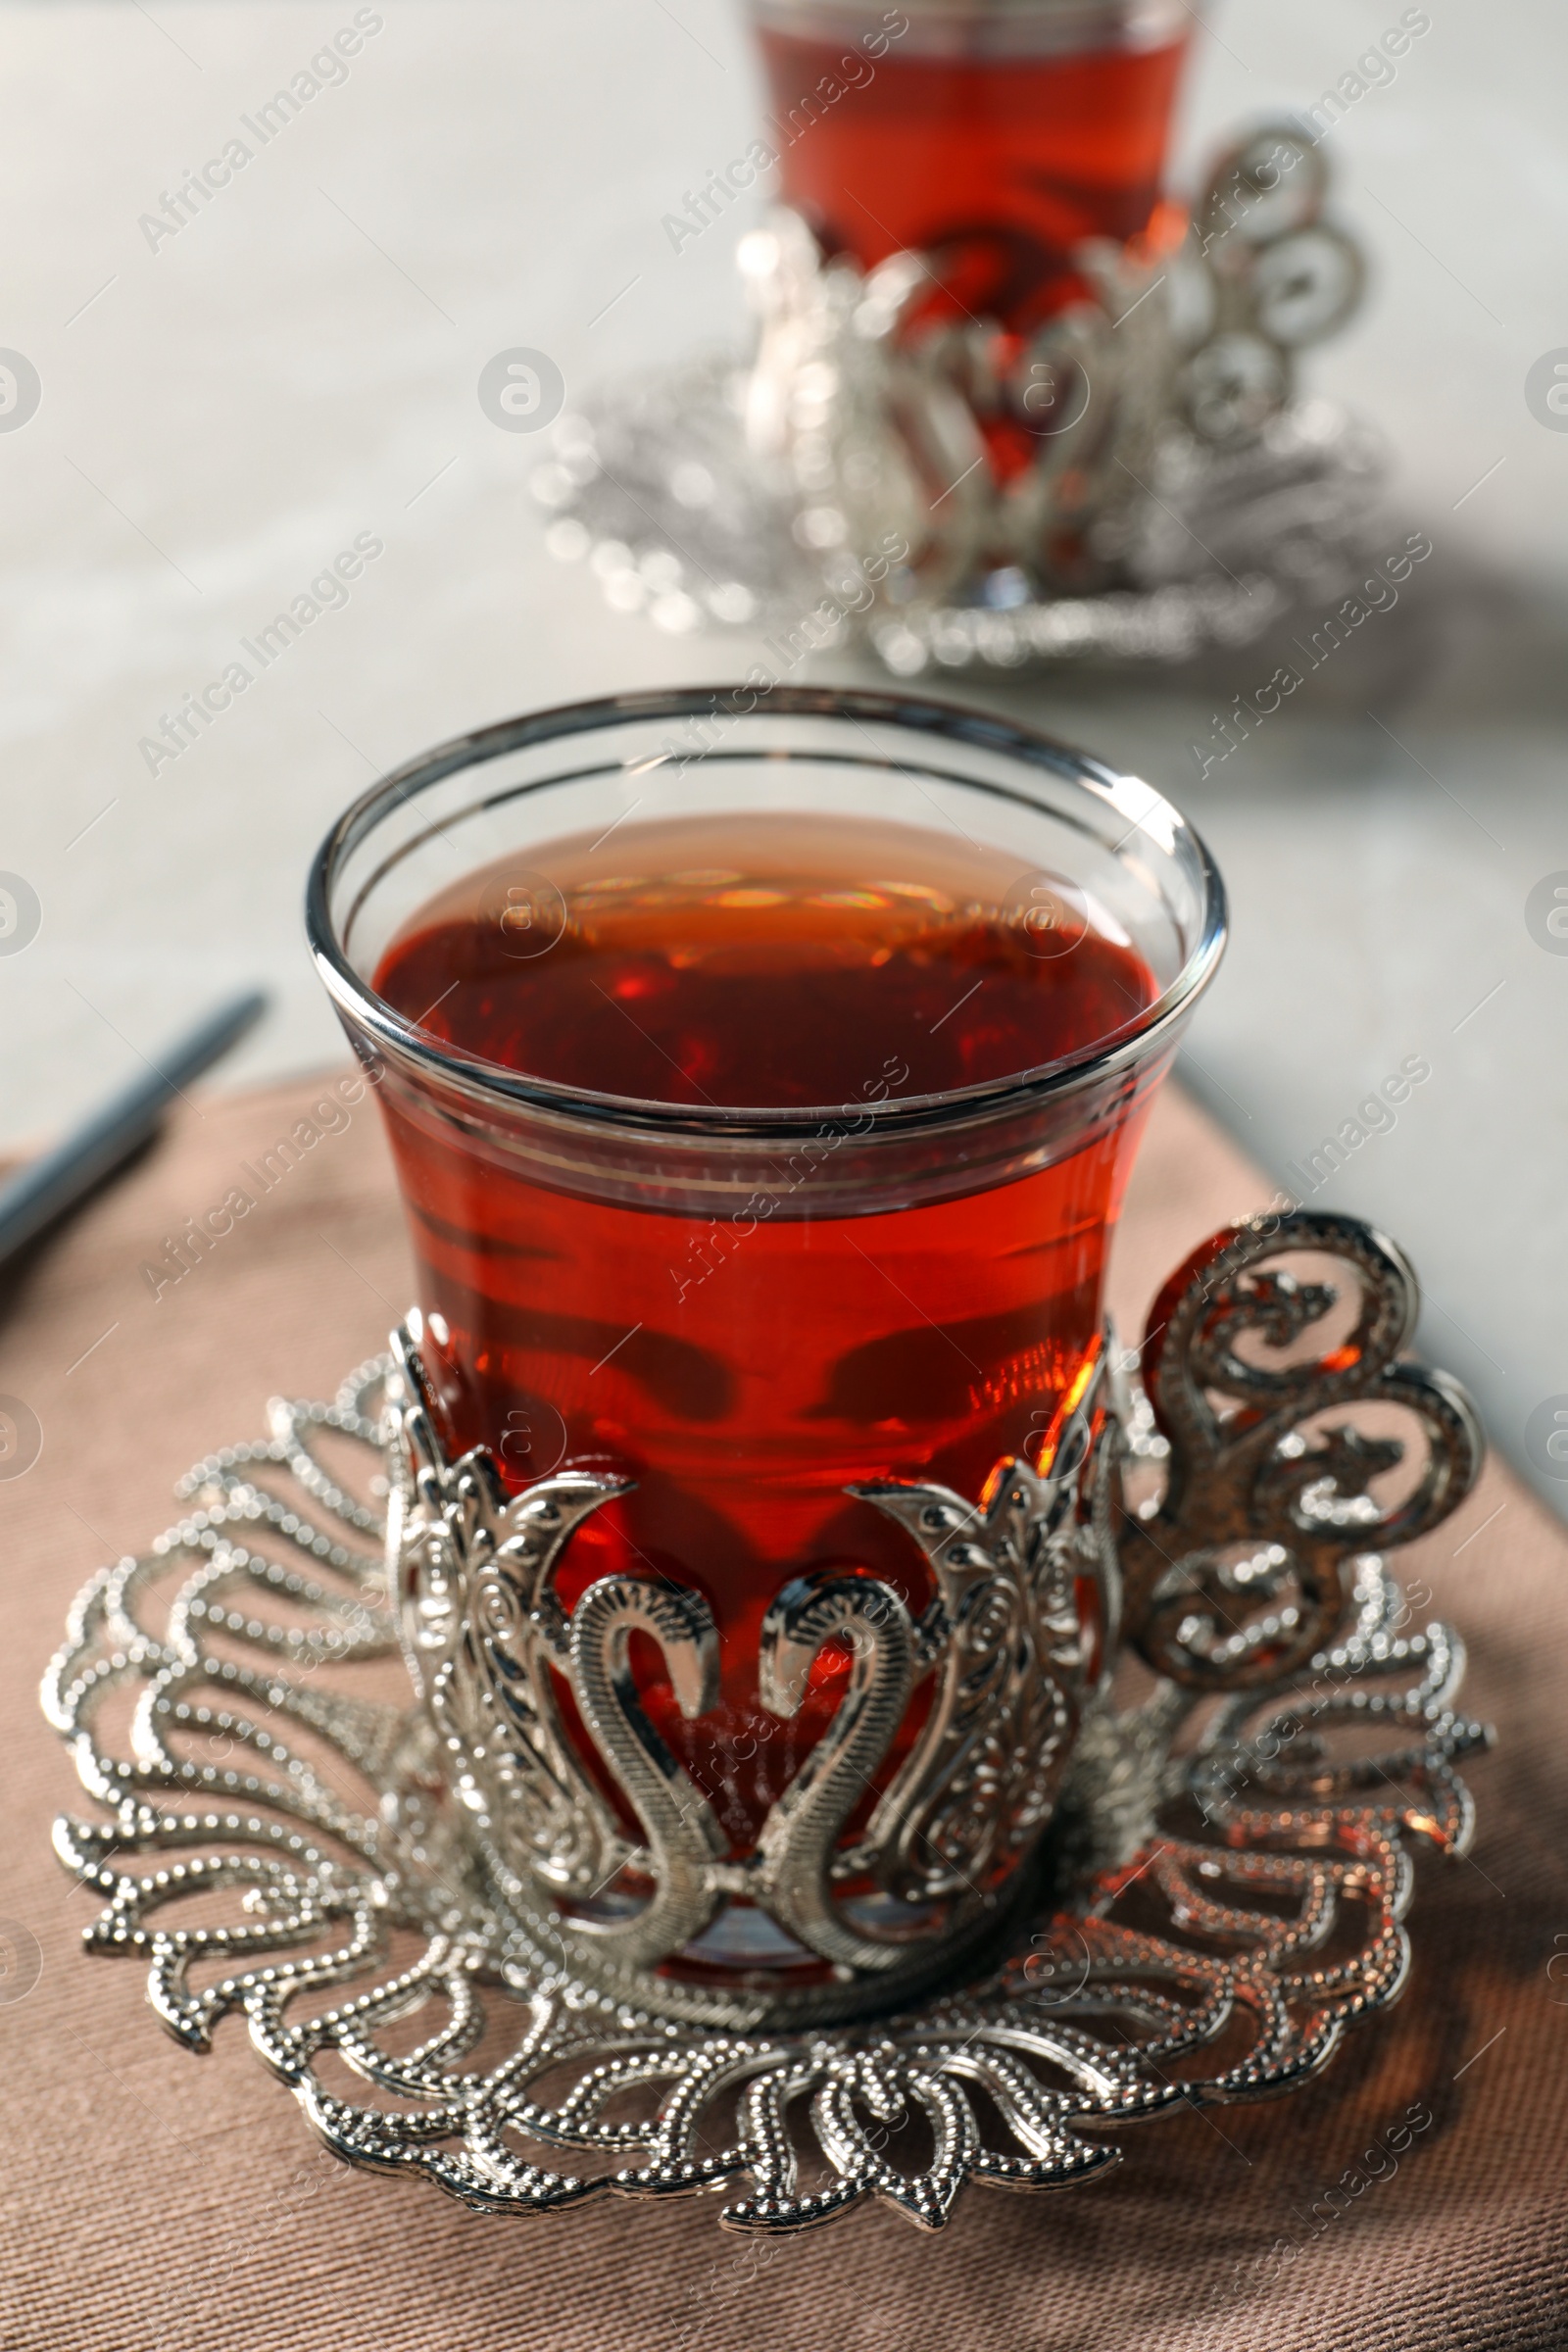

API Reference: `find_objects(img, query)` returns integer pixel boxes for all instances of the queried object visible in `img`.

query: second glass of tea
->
[310,688,1223,1863]
[751,0,1201,331]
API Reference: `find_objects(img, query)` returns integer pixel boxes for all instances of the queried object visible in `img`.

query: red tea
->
[759,22,1191,331]
[372,811,1156,1851]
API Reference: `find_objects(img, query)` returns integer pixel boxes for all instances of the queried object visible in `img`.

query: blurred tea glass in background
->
[754,0,1198,326]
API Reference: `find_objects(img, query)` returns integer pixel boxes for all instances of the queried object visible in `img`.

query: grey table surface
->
[3,0,1565,1514]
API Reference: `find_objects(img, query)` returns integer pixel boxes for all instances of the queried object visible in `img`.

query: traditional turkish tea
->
[756,3,1193,332]
[371,809,1158,1848]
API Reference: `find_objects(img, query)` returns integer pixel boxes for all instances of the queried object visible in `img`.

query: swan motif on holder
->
[755,1569,917,1972]
[389,1318,1109,2015]
[385,1209,1482,2027]
[565,1575,726,1966]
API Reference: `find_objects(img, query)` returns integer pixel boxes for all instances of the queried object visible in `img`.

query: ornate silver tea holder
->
[534,124,1384,676]
[45,1209,1492,2234]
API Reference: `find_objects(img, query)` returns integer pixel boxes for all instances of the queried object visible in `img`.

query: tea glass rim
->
[305,683,1226,1145]
[749,0,1201,56]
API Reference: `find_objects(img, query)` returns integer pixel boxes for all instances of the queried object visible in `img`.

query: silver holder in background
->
[45,1211,1491,2234]
[533,126,1381,675]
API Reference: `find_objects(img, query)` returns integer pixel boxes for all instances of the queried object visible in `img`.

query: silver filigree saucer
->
[43,1211,1491,2233]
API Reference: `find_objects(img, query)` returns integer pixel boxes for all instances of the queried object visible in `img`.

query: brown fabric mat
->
[1,1072,1562,2351]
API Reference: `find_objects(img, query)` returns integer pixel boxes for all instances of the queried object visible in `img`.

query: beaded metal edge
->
[42,1213,1491,2234]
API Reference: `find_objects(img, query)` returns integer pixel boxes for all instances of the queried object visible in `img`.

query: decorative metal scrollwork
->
[1117,1211,1484,1690]
[566,1575,726,1966]
[739,126,1364,611]
[845,1354,1111,1911]
[43,1214,1493,2233]
[387,1322,1111,2024]
[755,1569,916,1971]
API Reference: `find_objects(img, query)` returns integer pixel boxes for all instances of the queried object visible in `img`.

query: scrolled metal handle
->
[1119,1211,1484,1690]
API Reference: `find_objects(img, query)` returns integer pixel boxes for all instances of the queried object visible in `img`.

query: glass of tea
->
[750,0,1200,329]
[308,687,1222,1961]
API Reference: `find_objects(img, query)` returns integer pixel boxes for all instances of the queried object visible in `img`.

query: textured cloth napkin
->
[1,1072,1562,2352]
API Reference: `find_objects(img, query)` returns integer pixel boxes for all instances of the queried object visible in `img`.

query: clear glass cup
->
[307,685,1223,1997]
[750,0,1200,329]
